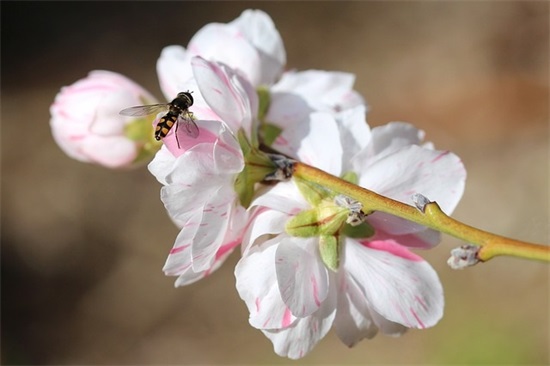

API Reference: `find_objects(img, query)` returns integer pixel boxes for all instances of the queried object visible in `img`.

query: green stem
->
[293,162,550,263]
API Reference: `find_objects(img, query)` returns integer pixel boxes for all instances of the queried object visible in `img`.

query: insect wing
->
[119,104,168,117]
[177,114,199,138]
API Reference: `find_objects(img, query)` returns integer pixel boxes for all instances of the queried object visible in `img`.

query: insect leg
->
[174,119,181,149]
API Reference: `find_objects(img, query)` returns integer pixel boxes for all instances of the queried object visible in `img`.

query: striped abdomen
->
[155,113,178,140]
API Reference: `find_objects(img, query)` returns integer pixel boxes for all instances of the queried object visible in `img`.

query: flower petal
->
[50,70,155,168]
[275,237,329,318]
[156,45,193,101]
[192,56,257,135]
[336,105,371,171]
[163,209,203,276]
[274,112,343,176]
[366,211,431,236]
[212,122,245,174]
[188,23,262,86]
[79,135,137,168]
[235,238,297,330]
[271,70,363,113]
[334,272,378,347]
[369,307,408,337]
[251,181,309,214]
[163,209,240,287]
[359,145,466,214]
[371,223,442,249]
[350,122,424,173]
[229,9,286,85]
[300,113,343,175]
[261,284,337,359]
[147,146,174,185]
[345,239,444,329]
[190,186,236,271]
[175,205,246,286]
[159,151,225,224]
[162,121,221,158]
[370,122,425,154]
[241,208,289,254]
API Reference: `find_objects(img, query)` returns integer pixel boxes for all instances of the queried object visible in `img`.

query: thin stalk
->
[293,162,549,263]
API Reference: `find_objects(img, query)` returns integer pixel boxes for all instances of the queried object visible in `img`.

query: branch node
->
[412,193,432,213]
[263,154,295,182]
[447,245,481,269]
[335,195,367,226]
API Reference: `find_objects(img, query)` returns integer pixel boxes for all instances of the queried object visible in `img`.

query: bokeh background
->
[2,1,548,364]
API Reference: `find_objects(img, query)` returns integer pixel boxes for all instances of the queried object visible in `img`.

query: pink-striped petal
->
[345,239,444,329]
[163,209,203,276]
[359,145,466,215]
[191,56,257,135]
[275,237,329,318]
[368,307,408,337]
[334,272,378,347]
[261,284,337,359]
[370,223,442,250]
[50,70,156,168]
[173,240,237,287]
[241,209,289,255]
[190,186,235,271]
[235,239,297,330]
[159,149,225,223]
[164,209,240,287]
[366,212,430,236]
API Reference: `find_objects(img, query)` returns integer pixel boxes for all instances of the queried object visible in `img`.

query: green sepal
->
[294,177,332,206]
[285,209,321,237]
[342,221,375,239]
[234,129,278,208]
[319,235,341,272]
[317,201,348,235]
[260,122,283,146]
[285,201,348,238]
[124,117,152,142]
[124,117,162,165]
[341,171,359,185]
[257,88,282,146]
[131,143,159,165]
[257,87,271,121]
[234,165,254,208]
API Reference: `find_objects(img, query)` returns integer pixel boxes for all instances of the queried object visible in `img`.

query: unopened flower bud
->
[50,70,159,169]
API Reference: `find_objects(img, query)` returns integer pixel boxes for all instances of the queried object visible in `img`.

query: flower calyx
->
[335,195,368,226]
[285,200,347,272]
[262,154,295,182]
[285,182,375,272]
[234,130,295,208]
[123,115,162,164]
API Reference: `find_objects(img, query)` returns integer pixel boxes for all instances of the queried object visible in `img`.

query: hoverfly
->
[119,91,199,147]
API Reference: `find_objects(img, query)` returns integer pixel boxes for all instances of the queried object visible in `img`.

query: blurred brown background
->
[1,1,548,364]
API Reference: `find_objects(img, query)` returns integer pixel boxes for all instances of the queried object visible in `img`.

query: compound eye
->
[185,92,194,105]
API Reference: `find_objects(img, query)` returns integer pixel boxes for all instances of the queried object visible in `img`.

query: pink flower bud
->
[50,70,158,169]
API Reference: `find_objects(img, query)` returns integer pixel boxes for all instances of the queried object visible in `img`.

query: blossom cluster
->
[50,10,466,359]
